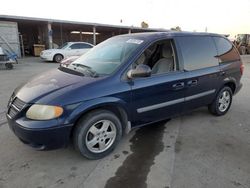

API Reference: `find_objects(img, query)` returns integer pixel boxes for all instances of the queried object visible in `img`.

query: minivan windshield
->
[68,37,144,75]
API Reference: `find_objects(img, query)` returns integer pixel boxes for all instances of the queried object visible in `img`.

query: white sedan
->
[40,42,94,63]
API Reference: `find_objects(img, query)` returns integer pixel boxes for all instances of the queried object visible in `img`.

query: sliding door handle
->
[187,80,197,86]
[172,82,184,90]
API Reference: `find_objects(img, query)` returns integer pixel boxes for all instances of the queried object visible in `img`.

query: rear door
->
[175,36,221,111]
[65,43,79,57]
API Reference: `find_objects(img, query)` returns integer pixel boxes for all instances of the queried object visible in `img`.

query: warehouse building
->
[0,15,166,57]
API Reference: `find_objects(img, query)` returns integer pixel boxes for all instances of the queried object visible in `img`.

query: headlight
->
[26,104,63,120]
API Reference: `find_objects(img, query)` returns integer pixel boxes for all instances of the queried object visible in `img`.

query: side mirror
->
[127,64,151,79]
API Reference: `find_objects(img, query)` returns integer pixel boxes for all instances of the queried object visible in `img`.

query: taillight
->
[240,63,244,75]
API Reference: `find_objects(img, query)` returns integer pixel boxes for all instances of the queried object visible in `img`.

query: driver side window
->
[133,40,177,75]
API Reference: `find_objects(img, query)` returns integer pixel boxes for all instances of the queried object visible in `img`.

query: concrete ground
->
[0,56,250,188]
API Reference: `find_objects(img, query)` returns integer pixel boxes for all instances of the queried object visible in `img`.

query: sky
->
[1,0,250,39]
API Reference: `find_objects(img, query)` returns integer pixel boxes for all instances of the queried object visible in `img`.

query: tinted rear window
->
[176,36,218,71]
[213,37,240,63]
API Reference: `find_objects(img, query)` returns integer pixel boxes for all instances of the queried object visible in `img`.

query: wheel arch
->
[69,100,130,138]
[224,82,236,94]
[220,76,237,94]
[53,53,64,61]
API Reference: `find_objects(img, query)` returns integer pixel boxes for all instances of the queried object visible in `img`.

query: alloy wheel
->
[85,120,117,153]
[218,90,231,112]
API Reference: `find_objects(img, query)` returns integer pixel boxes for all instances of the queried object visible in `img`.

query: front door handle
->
[172,82,185,90]
[187,80,198,86]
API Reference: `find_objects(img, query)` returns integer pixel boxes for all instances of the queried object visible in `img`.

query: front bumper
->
[7,116,73,150]
[40,53,53,61]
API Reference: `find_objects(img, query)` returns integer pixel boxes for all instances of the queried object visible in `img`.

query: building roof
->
[0,14,168,32]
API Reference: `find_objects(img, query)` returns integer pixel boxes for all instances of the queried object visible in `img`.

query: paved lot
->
[0,56,250,188]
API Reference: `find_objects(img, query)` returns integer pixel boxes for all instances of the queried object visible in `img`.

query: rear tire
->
[208,86,232,116]
[53,54,63,63]
[73,110,122,159]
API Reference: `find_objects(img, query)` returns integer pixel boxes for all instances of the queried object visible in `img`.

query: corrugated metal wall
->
[0,21,21,57]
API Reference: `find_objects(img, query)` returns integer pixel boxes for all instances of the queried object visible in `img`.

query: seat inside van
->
[151,44,174,74]
[133,40,175,75]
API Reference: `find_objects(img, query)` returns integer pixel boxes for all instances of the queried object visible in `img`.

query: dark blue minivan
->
[6,32,243,159]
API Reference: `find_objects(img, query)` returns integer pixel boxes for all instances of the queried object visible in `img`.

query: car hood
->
[15,68,104,104]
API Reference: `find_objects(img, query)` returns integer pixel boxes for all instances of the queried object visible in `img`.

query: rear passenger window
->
[213,37,240,63]
[176,36,218,71]
[78,43,93,49]
[69,43,93,49]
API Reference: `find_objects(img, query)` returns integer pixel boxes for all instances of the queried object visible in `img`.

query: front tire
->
[208,86,233,116]
[73,110,122,159]
[53,54,63,63]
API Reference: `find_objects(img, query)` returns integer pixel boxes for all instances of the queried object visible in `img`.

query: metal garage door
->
[0,21,21,57]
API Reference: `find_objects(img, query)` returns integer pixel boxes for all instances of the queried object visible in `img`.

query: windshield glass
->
[58,42,70,49]
[69,37,144,75]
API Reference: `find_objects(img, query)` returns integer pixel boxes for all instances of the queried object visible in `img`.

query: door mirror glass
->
[127,64,151,79]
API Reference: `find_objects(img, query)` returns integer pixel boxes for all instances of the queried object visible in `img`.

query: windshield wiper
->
[71,63,99,77]
[58,66,85,76]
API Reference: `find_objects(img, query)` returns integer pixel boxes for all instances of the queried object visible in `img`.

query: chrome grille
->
[8,107,18,118]
[12,97,26,110]
[7,97,26,118]
[7,92,15,108]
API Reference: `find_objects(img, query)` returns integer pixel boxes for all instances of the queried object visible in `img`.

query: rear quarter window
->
[176,36,218,71]
[213,37,240,63]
